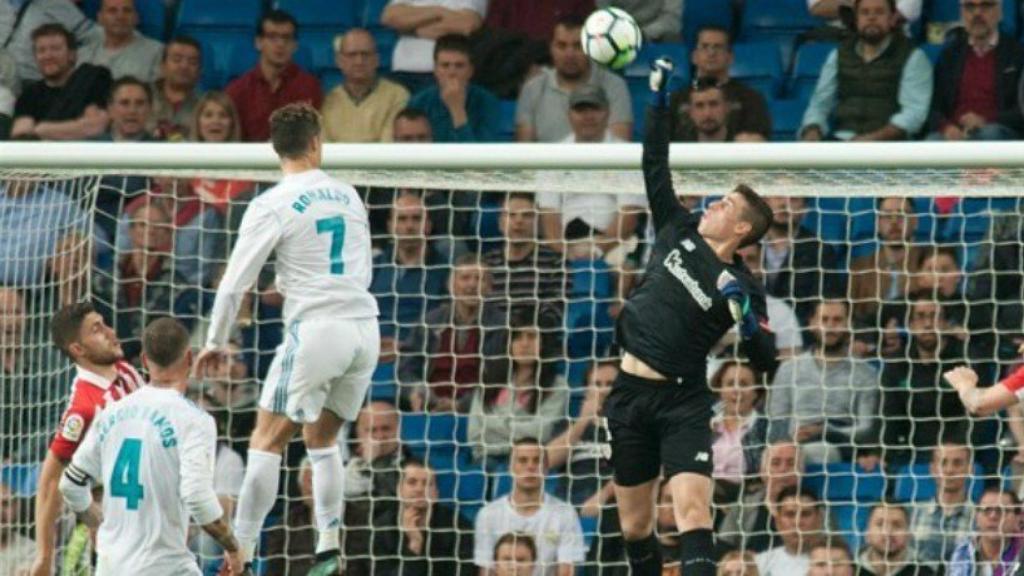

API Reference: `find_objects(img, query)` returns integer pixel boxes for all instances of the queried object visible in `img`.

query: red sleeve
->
[1001,365,1024,394]
[49,388,98,462]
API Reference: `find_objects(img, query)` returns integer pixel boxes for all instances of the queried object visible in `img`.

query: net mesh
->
[2,163,1024,575]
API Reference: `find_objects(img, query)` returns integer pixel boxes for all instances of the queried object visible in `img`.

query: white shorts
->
[260,317,380,423]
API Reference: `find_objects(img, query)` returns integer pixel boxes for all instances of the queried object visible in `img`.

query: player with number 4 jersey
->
[196,103,378,575]
[60,319,242,576]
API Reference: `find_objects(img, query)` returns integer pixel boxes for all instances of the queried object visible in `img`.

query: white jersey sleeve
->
[179,413,222,526]
[61,414,105,513]
[205,201,283,348]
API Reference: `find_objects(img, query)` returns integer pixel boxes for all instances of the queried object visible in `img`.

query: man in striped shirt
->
[31,302,142,576]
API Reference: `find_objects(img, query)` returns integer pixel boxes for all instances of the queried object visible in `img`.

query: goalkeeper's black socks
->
[678,528,718,576]
[623,532,662,576]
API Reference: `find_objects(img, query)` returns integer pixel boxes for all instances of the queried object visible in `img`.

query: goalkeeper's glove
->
[721,281,760,340]
[649,57,673,108]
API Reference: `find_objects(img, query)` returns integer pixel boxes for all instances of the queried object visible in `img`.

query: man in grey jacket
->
[767,299,879,464]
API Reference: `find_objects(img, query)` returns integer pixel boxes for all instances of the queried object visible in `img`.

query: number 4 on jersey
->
[111,438,144,510]
[316,216,346,275]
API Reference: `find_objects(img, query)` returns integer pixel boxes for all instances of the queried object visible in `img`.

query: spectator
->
[881,297,970,465]
[398,254,503,412]
[39,231,112,324]
[761,196,842,324]
[948,488,1022,576]
[710,361,769,504]
[856,502,934,576]
[474,439,587,575]
[483,193,569,323]
[719,440,804,554]
[225,10,322,142]
[193,341,257,453]
[717,550,759,576]
[0,180,92,287]
[671,26,772,142]
[342,401,412,560]
[392,107,433,142]
[0,483,33,573]
[807,539,855,576]
[912,246,997,365]
[370,191,450,369]
[408,34,500,142]
[0,86,11,139]
[468,313,568,462]
[381,0,486,74]
[801,0,932,141]
[345,460,474,575]
[755,486,826,576]
[677,77,735,143]
[849,197,926,328]
[768,300,879,464]
[11,23,111,140]
[492,532,539,576]
[538,85,642,259]
[517,16,632,142]
[77,0,162,82]
[0,0,97,82]
[150,36,202,141]
[262,457,326,575]
[484,0,594,42]
[0,47,13,138]
[807,0,921,39]
[322,29,409,143]
[546,358,616,507]
[94,76,154,141]
[910,440,976,569]
[187,92,255,216]
[928,0,1023,140]
[595,0,683,42]
[1,288,28,462]
[112,200,199,360]
[736,242,804,359]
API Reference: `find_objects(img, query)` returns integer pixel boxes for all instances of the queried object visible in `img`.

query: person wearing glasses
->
[322,29,409,143]
[800,0,932,142]
[670,26,771,142]
[225,10,322,142]
[927,0,1024,141]
[947,488,1024,576]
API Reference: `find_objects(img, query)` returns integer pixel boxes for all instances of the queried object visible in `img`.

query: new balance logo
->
[680,239,696,252]
[694,452,709,462]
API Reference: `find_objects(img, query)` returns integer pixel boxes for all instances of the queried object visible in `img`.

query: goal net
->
[2,142,1024,574]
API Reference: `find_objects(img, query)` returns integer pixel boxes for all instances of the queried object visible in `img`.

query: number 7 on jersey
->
[316,216,346,275]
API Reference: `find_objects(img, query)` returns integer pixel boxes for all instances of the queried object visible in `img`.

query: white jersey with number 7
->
[205,169,379,349]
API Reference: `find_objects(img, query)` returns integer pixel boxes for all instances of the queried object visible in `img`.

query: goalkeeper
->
[603,58,777,576]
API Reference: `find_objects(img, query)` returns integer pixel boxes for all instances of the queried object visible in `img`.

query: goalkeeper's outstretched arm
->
[643,58,688,233]
[944,365,1019,416]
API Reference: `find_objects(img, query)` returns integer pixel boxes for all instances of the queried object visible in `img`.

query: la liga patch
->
[61,414,85,442]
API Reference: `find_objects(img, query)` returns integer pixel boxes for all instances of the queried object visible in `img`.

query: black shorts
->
[602,371,714,486]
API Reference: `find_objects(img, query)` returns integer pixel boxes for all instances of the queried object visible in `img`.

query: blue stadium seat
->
[830,503,872,554]
[624,42,689,78]
[789,42,835,101]
[498,99,516,142]
[320,68,344,92]
[730,42,784,100]
[927,0,1017,38]
[628,71,690,140]
[176,0,262,30]
[893,462,985,502]
[740,0,819,67]
[372,29,398,70]
[275,0,356,30]
[768,98,808,141]
[2,463,40,497]
[361,0,391,27]
[400,412,460,449]
[921,43,944,66]
[682,0,733,46]
[192,32,257,90]
[298,30,340,75]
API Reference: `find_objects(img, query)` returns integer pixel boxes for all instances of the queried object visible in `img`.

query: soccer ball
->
[581,8,643,70]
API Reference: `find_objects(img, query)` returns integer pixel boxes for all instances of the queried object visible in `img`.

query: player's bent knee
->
[250,410,300,453]
[670,473,713,531]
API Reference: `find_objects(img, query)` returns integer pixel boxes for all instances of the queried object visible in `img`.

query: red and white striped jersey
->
[49,360,143,461]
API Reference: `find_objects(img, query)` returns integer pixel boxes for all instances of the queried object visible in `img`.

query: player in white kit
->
[194,103,380,575]
[58,318,243,575]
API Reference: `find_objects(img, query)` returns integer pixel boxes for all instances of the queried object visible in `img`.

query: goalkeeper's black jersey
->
[615,106,778,383]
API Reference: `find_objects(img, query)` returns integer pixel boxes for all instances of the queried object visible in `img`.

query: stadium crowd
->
[4,0,1024,575]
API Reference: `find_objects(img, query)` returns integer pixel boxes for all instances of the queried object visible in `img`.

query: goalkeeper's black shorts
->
[602,370,714,486]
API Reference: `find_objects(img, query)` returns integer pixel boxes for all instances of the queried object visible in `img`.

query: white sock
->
[234,449,282,563]
[308,445,344,554]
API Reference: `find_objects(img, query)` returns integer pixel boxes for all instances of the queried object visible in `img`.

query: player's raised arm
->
[181,416,242,572]
[203,202,282,356]
[643,58,688,232]
[723,282,778,375]
[944,365,1020,416]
